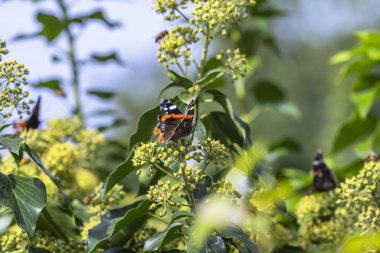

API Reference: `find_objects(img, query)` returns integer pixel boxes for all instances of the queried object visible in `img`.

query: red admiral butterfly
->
[154,99,195,143]
[13,96,41,134]
[311,150,339,192]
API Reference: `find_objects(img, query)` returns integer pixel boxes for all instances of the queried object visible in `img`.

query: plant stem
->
[56,0,83,125]
[176,63,187,77]
[152,163,175,179]
[180,165,196,212]
[201,72,224,87]
[148,213,169,225]
[176,8,195,27]
[197,25,210,81]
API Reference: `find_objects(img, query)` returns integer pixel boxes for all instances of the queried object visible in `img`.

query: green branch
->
[56,0,83,124]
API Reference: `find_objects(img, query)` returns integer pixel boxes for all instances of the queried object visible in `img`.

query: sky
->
[0,0,379,129]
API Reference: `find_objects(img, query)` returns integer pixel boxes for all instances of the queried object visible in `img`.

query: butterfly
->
[13,96,41,134]
[154,99,195,143]
[311,150,339,192]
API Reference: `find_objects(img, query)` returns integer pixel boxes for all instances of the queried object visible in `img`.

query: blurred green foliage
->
[1,0,380,252]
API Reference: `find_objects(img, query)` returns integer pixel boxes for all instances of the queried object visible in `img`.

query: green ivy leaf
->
[100,151,135,199]
[0,134,24,157]
[83,10,120,28]
[36,12,63,42]
[277,102,302,119]
[332,114,378,154]
[28,247,51,253]
[33,79,62,92]
[88,201,150,253]
[24,144,70,205]
[351,87,379,119]
[197,68,230,90]
[88,90,115,99]
[193,121,207,144]
[252,79,285,104]
[143,222,183,252]
[217,227,258,253]
[202,112,245,148]
[206,90,251,147]
[129,106,161,149]
[267,138,301,162]
[38,203,80,242]
[90,52,124,65]
[160,70,193,97]
[0,173,46,240]
[170,211,194,223]
[202,235,227,253]
[100,106,160,198]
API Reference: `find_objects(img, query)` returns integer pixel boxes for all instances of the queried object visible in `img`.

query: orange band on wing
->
[157,136,165,143]
[154,127,161,135]
[186,115,193,119]
[161,114,183,121]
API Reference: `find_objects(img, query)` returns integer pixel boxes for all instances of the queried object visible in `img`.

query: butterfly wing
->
[312,151,338,192]
[167,100,195,142]
[26,96,41,130]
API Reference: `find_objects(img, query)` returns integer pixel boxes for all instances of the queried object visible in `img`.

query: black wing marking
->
[312,150,339,192]
[160,99,182,114]
[26,96,41,130]
[167,100,195,142]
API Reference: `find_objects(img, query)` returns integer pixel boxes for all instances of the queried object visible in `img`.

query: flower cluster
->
[156,26,199,68]
[127,228,158,251]
[155,0,189,21]
[0,117,104,198]
[174,165,206,191]
[81,184,128,240]
[190,0,255,32]
[0,225,85,253]
[133,139,228,174]
[245,220,291,253]
[146,179,184,216]
[0,39,33,122]
[216,48,250,79]
[296,154,380,249]
[200,137,228,163]
[208,179,242,203]
[133,138,237,217]
[0,39,9,61]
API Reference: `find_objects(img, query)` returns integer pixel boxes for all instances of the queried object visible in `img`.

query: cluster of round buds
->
[200,138,228,164]
[87,184,128,216]
[32,231,85,253]
[43,142,80,180]
[132,142,162,169]
[335,158,380,214]
[216,48,250,79]
[133,139,229,171]
[174,165,207,191]
[355,206,380,231]
[156,26,199,68]
[81,184,128,240]
[146,179,184,216]
[0,59,33,119]
[0,225,28,252]
[295,153,380,248]
[190,0,255,33]
[155,0,189,21]
[0,39,9,61]
[129,228,158,252]
[208,179,242,203]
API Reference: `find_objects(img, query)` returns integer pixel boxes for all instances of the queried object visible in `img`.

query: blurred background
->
[1,0,380,172]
